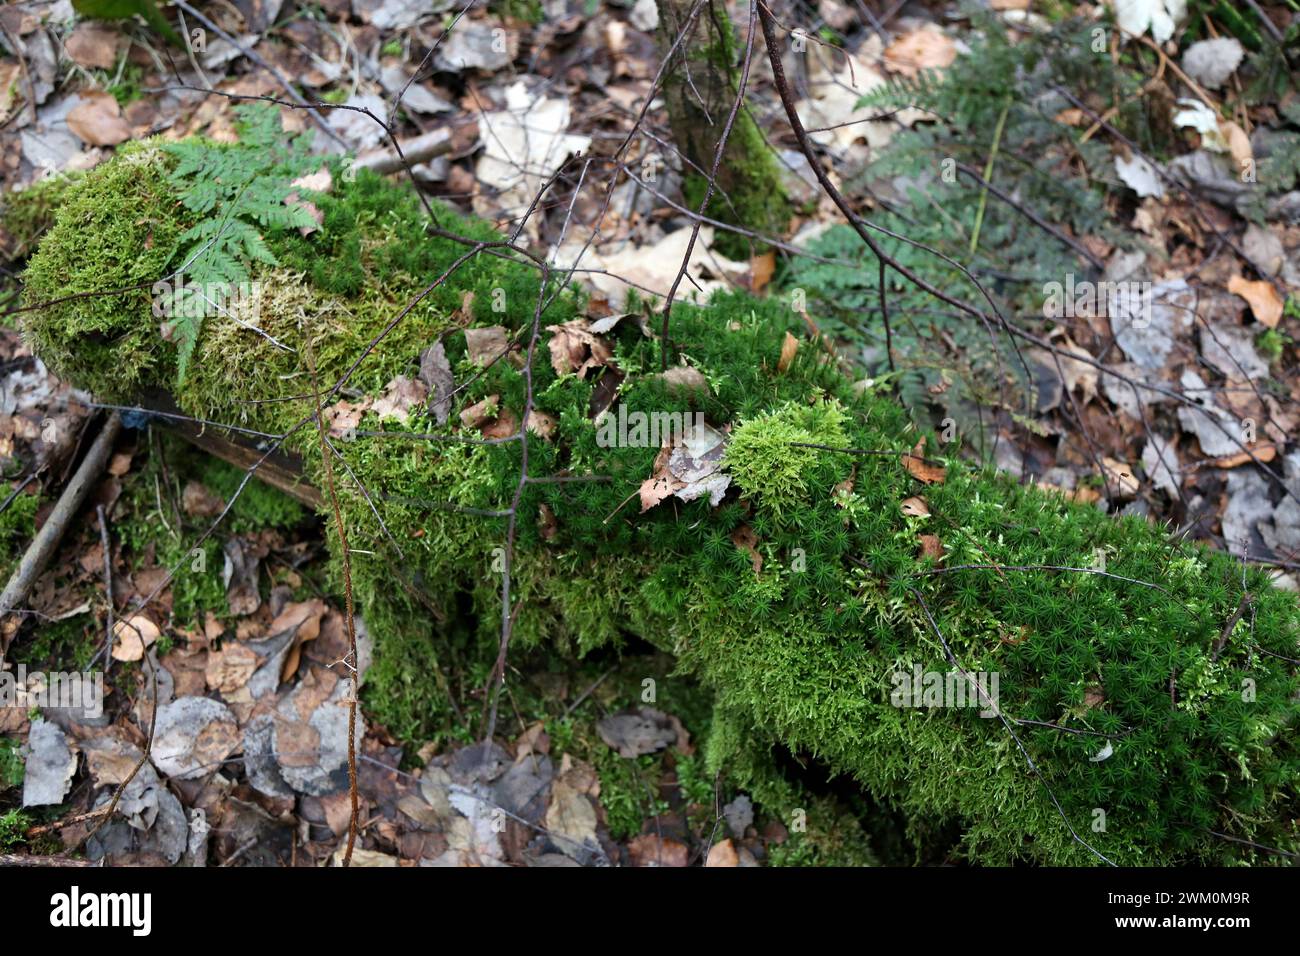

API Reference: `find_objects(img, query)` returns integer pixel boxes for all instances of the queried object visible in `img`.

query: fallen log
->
[14,132,1300,866]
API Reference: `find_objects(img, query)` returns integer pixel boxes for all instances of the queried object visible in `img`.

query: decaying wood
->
[141,393,323,510]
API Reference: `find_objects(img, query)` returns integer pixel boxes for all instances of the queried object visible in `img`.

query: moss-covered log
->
[16,138,1300,865]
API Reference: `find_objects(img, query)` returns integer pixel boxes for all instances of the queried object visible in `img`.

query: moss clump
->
[0,172,82,264]
[0,736,25,790]
[725,399,851,521]
[19,141,1300,866]
[0,809,33,852]
[200,456,306,534]
[19,142,182,401]
[0,491,39,581]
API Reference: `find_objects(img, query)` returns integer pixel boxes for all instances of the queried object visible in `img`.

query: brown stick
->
[303,339,359,868]
[354,128,454,176]
[0,853,100,868]
[0,412,122,661]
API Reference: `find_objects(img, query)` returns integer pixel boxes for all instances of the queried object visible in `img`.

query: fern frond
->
[159,103,322,383]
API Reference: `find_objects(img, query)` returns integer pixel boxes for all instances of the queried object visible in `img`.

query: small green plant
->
[0,809,31,851]
[1257,326,1290,365]
[1284,294,1300,323]
[106,61,147,108]
[0,738,24,791]
[161,103,320,380]
[22,132,1300,866]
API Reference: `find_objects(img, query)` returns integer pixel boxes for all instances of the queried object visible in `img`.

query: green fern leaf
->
[160,103,320,383]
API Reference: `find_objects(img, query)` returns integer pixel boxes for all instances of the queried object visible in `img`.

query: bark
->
[657,0,791,255]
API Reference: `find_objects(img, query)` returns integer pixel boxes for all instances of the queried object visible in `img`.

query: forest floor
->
[1,0,1298,865]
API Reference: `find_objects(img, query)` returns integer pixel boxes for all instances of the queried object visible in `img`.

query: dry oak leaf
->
[481,406,520,440]
[108,451,133,476]
[1227,275,1284,328]
[65,23,122,70]
[706,838,741,867]
[1209,443,1276,468]
[545,319,613,378]
[1221,120,1252,171]
[290,167,333,193]
[639,444,684,512]
[460,394,501,430]
[545,777,600,857]
[150,696,240,780]
[465,325,510,366]
[205,641,260,695]
[658,365,711,395]
[902,438,946,484]
[325,398,372,437]
[371,375,428,423]
[750,251,776,293]
[918,533,944,561]
[270,598,328,682]
[182,481,225,517]
[112,614,161,662]
[525,409,557,440]
[1050,332,1099,405]
[638,422,730,512]
[66,92,132,147]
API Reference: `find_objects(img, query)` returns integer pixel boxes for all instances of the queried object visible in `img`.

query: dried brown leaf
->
[777,331,799,374]
[918,533,944,561]
[1227,275,1283,328]
[902,438,946,484]
[900,496,930,517]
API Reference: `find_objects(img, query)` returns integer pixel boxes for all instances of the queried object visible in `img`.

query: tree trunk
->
[658,0,790,257]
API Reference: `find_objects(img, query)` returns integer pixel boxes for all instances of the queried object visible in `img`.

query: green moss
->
[0,172,82,263]
[0,738,24,791]
[202,458,306,534]
[0,809,32,852]
[13,614,96,673]
[724,399,852,521]
[106,61,147,108]
[19,141,182,401]
[19,142,1300,866]
[0,491,39,581]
